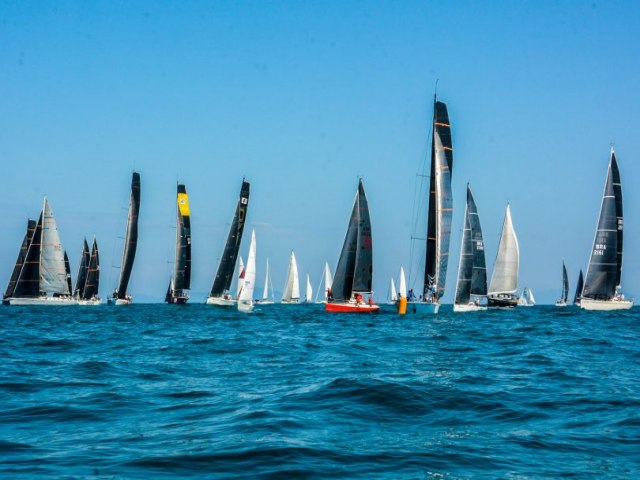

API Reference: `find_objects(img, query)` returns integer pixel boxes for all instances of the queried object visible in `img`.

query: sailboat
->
[314,262,333,303]
[389,277,398,304]
[573,270,584,306]
[78,238,100,305]
[453,185,488,312]
[206,180,250,306]
[4,198,76,305]
[166,184,192,304]
[518,287,535,307]
[398,267,407,300]
[581,148,633,310]
[258,258,275,304]
[487,205,520,307]
[409,97,453,314]
[281,251,301,304]
[326,179,379,313]
[238,230,257,313]
[555,261,569,307]
[109,172,141,305]
[305,275,313,303]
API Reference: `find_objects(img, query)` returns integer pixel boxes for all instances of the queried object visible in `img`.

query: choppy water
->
[0,304,639,479]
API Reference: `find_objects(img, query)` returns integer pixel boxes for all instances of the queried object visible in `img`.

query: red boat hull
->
[325,302,380,313]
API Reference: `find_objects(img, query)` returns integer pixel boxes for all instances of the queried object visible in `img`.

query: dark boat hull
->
[487,295,518,308]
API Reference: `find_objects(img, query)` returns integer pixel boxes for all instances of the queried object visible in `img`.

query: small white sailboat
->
[4,198,77,306]
[581,148,633,311]
[314,262,333,303]
[258,258,275,304]
[398,267,407,300]
[238,230,256,313]
[487,205,520,308]
[281,251,300,304]
[305,275,313,303]
[518,287,535,307]
[389,278,398,304]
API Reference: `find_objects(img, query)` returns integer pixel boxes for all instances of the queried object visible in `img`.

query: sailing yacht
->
[389,277,398,304]
[555,261,569,307]
[109,172,141,305]
[581,148,633,310]
[206,180,250,306]
[409,97,454,314]
[77,238,101,305]
[3,198,77,305]
[518,287,535,307]
[257,258,275,304]
[305,275,313,303]
[573,270,584,306]
[238,230,257,313]
[314,263,333,303]
[326,179,379,313]
[487,205,520,307]
[165,184,192,304]
[281,251,301,304]
[453,185,488,312]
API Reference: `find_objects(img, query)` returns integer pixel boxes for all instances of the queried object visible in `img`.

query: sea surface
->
[0,304,639,479]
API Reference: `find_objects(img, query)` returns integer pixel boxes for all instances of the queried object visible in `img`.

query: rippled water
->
[0,304,639,478]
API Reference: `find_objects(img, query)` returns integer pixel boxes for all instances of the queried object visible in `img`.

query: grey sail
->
[115,172,141,300]
[454,186,487,305]
[332,179,373,301]
[209,180,250,297]
[561,262,569,303]
[40,199,70,295]
[4,219,36,300]
[583,151,623,301]
[573,270,584,305]
[424,99,453,301]
[83,239,100,300]
[74,239,90,298]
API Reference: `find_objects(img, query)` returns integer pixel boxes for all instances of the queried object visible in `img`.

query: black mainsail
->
[115,172,141,300]
[573,270,584,305]
[331,179,373,301]
[74,239,90,298]
[4,219,36,300]
[167,184,191,303]
[424,98,453,302]
[13,213,44,298]
[209,180,250,298]
[63,251,73,296]
[454,185,487,305]
[583,151,623,301]
[83,238,100,300]
[560,261,569,303]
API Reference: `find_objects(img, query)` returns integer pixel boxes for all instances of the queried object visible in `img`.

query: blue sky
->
[2,1,639,303]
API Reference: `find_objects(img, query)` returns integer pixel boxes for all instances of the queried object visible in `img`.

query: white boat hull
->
[555,301,567,307]
[237,299,254,312]
[206,296,236,306]
[406,301,439,314]
[580,298,634,311]
[281,299,301,304]
[5,296,78,306]
[77,298,101,306]
[453,303,487,312]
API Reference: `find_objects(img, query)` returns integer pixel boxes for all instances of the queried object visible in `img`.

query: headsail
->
[238,230,256,312]
[63,251,73,295]
[40,198,70,295]
[173,184,192,292]
[573,270,584,305]
[116,172,141,299]
[4,219,36,299]
[210,180,250,298]
[583,150,624,301]
[488,205,519,296]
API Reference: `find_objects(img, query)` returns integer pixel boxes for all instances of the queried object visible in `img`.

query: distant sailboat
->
[305,275,313,303]
[74,239,90,300]
[326,179,379,313]
[555,261,569,307]
[281,251,300,304]
[488,205,520,307]
[238,230,256,313]
[581,148,633,310]
[389,278,398,304]
[77,238,100,305]
[409,97,453,314]
[4,199,76,305]
[573,270,584,306]
[166,184,192,305]
[314,262,333,303]
[259,258,275,304]
[398,267,407,299]
[518,287,535,307]
[206,180,250,306]
[109,172,141,305]
[454,185,487,312]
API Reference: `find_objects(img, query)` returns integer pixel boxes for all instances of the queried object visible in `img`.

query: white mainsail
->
[433,130,453,297]
[40,198,70,294]
[235,256,245,299]
[238,230,256,312]
[282,251,300,302]
[323,262,333,300]
[262,258,271,301]
[390,278,398,302]
[398,266,407,298]
[488,205,519,295]
[305,274,313,302]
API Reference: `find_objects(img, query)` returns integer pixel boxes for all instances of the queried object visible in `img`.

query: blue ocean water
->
[0,304,638,479]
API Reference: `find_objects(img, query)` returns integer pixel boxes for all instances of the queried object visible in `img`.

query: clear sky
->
[2,1,639,303]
